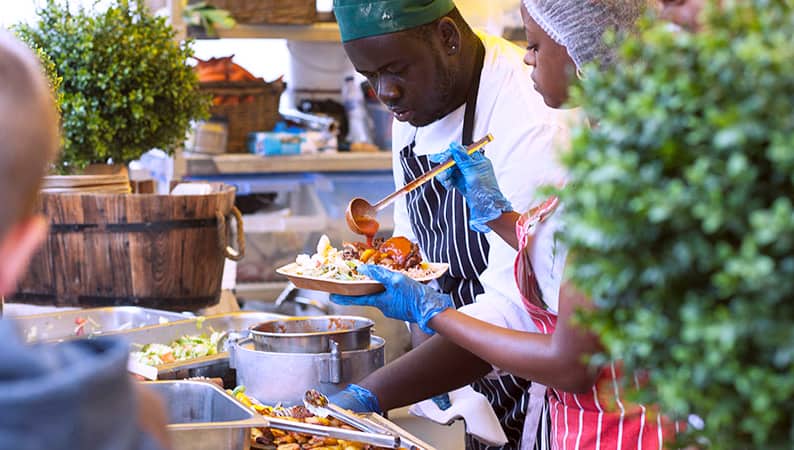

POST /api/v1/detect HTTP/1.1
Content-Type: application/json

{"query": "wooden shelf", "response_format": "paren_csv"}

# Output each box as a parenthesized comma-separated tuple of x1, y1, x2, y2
(182, 151, 392, 175)
(192, 22, 342, 42)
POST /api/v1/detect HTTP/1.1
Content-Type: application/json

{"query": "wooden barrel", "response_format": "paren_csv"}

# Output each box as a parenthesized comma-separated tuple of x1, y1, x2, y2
(11, 184, 244, 311)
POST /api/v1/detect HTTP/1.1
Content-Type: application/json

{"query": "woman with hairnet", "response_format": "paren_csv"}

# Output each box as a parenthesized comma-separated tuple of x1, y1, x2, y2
(331, 0, 682, 448)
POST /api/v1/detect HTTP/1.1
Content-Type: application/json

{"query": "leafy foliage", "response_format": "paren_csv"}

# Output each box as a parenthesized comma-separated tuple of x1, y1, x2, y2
(15, 0, 209, 172)
(183, 1, 236, 36)
(22, 40, 64, 115)
(559, 2, 794, 448)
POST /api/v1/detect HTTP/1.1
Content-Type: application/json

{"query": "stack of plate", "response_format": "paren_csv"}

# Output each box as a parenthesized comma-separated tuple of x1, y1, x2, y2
(42, 174, 131, 194)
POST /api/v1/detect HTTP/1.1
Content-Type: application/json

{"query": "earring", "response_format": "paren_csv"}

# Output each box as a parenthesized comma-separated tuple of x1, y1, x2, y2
(576, 67, 584, 80)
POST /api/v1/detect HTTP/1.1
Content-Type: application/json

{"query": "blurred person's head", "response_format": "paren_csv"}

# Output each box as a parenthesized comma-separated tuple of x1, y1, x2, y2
(0, 31, 59, 296)
(659, 0, 706, 31)
(334, 0, 480, 127)
(520, 0, 646, 108)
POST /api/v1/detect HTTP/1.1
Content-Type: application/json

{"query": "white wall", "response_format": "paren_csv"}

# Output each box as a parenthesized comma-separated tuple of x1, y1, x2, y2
(1, 0, 123, 27)
(1, 1, 38, 27)
(457, 0, 522, 35)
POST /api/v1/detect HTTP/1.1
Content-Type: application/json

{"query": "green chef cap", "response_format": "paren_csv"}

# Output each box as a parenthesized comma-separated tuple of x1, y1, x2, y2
(334, 0, 456, 43)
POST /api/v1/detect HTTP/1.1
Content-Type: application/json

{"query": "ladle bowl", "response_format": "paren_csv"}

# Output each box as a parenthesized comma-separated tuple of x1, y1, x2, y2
(345, 133, 494, 237)
(345, 197, 380, 237)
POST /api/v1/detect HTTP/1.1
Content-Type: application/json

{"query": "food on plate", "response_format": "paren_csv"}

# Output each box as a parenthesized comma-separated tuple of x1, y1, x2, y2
(230, 387, 406, 450)
(292, 235, 433, 281)
(131, 331, 223, 366)
(343, 236, 421, 270)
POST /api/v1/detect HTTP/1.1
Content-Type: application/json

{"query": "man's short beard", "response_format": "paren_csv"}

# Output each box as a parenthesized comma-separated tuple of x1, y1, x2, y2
(429, 63, 457, 124)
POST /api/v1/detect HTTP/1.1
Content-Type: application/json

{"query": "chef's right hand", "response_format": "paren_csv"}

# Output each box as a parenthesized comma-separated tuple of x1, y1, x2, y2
(430, 142, 513, 233)
(329, 384, 382, 414)
(330, 264, 452, 335)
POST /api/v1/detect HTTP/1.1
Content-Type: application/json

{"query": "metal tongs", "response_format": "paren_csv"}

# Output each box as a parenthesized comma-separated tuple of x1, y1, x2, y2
(301, 389, 402, 448)
(265, 416, 403, 449)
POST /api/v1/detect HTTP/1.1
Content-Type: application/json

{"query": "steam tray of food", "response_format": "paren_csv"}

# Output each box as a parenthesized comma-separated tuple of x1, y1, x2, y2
(230, 386, 435, 450)
(114, 312, 285, 380)
(10, 306, 188, 343)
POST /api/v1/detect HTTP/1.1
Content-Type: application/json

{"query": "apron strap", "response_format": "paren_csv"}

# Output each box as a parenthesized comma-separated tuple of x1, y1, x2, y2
(462, 38, 486, 146)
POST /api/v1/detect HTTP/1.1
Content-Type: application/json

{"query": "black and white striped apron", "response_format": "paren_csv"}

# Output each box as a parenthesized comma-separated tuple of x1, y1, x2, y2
(397, 38, 548, 450)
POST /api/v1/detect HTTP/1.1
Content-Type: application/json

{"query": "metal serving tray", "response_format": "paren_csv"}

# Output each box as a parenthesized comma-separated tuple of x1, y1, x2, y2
(145, 380, 266, 450)
(363, 413, 437, 450)
(113, 311, 285, 380)
(9, 306, 189, 343)
(248, 408, 435, 450)
(146, 380, 436, 450)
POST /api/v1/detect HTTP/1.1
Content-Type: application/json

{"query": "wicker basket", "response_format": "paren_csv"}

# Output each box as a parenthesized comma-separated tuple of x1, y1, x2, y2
(200, 79, 286, 153)
(207, 0, 316, 25)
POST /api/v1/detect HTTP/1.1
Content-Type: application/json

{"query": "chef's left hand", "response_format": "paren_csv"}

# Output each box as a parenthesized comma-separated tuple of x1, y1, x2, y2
(430, 142, 513, 233)
(330, 264, 453, 334)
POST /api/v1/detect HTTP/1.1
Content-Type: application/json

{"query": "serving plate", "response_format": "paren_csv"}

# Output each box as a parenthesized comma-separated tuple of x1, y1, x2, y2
(276, 262, 450, 296)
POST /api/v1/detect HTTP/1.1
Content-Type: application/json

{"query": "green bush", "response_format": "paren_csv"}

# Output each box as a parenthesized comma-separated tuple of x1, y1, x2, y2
(15, 0, 209, 173)
(559, 2, 794, 448)
(25, 42, 63, 115)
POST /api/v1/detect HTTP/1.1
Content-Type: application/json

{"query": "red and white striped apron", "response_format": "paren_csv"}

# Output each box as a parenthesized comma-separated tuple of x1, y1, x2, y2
(515, 200, 676, 450)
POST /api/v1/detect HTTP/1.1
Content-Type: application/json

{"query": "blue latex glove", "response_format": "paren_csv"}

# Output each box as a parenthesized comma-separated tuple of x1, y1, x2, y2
(330, 264, 453, 335)
(429, 142, 513, 233)
(432, 393, 453, 411)
(329, 384, 382, 414)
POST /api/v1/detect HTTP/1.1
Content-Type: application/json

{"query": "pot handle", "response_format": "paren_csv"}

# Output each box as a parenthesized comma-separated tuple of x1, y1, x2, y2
(216, 206, 245, 261)
(228, 337, 254, 369)
(318, 340, 343, 384)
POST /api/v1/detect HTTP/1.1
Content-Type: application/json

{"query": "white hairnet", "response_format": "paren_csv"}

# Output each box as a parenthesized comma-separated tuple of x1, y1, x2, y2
(522, 0, 646, 68)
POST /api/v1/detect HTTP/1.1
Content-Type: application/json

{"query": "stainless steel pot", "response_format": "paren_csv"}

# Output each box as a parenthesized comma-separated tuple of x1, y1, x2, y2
(248, 315, 374, 353)
(230, 335, 385, 406)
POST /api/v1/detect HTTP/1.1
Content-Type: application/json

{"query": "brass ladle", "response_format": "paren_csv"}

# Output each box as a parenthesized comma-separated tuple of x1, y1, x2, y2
(345, 133, 495, 237)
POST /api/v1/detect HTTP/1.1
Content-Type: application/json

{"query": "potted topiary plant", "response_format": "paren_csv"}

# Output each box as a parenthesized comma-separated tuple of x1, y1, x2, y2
(15, 0, 210, 175)
(558, 1, 794, 448)
(11, 0, 244, 312)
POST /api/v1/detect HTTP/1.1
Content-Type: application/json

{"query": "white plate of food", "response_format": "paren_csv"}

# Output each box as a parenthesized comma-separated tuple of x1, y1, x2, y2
(276, 235, 449, 296)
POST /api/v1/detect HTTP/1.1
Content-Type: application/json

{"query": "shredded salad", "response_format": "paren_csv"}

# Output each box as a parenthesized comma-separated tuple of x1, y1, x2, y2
(131, 331, 224, 366)
(293, 235, 368, 281)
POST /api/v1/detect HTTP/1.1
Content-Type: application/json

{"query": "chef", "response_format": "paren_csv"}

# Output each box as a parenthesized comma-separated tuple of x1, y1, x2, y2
(330, 1, 573, 448)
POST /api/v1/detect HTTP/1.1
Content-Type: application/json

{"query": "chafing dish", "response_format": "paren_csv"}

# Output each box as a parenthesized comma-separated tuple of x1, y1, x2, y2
(145, 380, 265, 450)
(231, 335, 385, 406)
(113, 311, 285, 381)
(145, 380, 436, 450)
(8, 306, 188, 343)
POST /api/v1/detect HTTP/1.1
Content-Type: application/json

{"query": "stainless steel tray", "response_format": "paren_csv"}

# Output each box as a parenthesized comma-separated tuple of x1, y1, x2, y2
(9, 306, 189, 343)
(145, 380, 266, 450)
(363, 413, 437, 450)
(250, 411, 436, 450)
(146, 380, 435, 450)
(114, 311, 286, 380)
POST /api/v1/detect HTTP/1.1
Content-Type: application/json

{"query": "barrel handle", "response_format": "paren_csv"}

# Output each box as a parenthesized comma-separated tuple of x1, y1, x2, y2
(216, 206, 246, 261)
